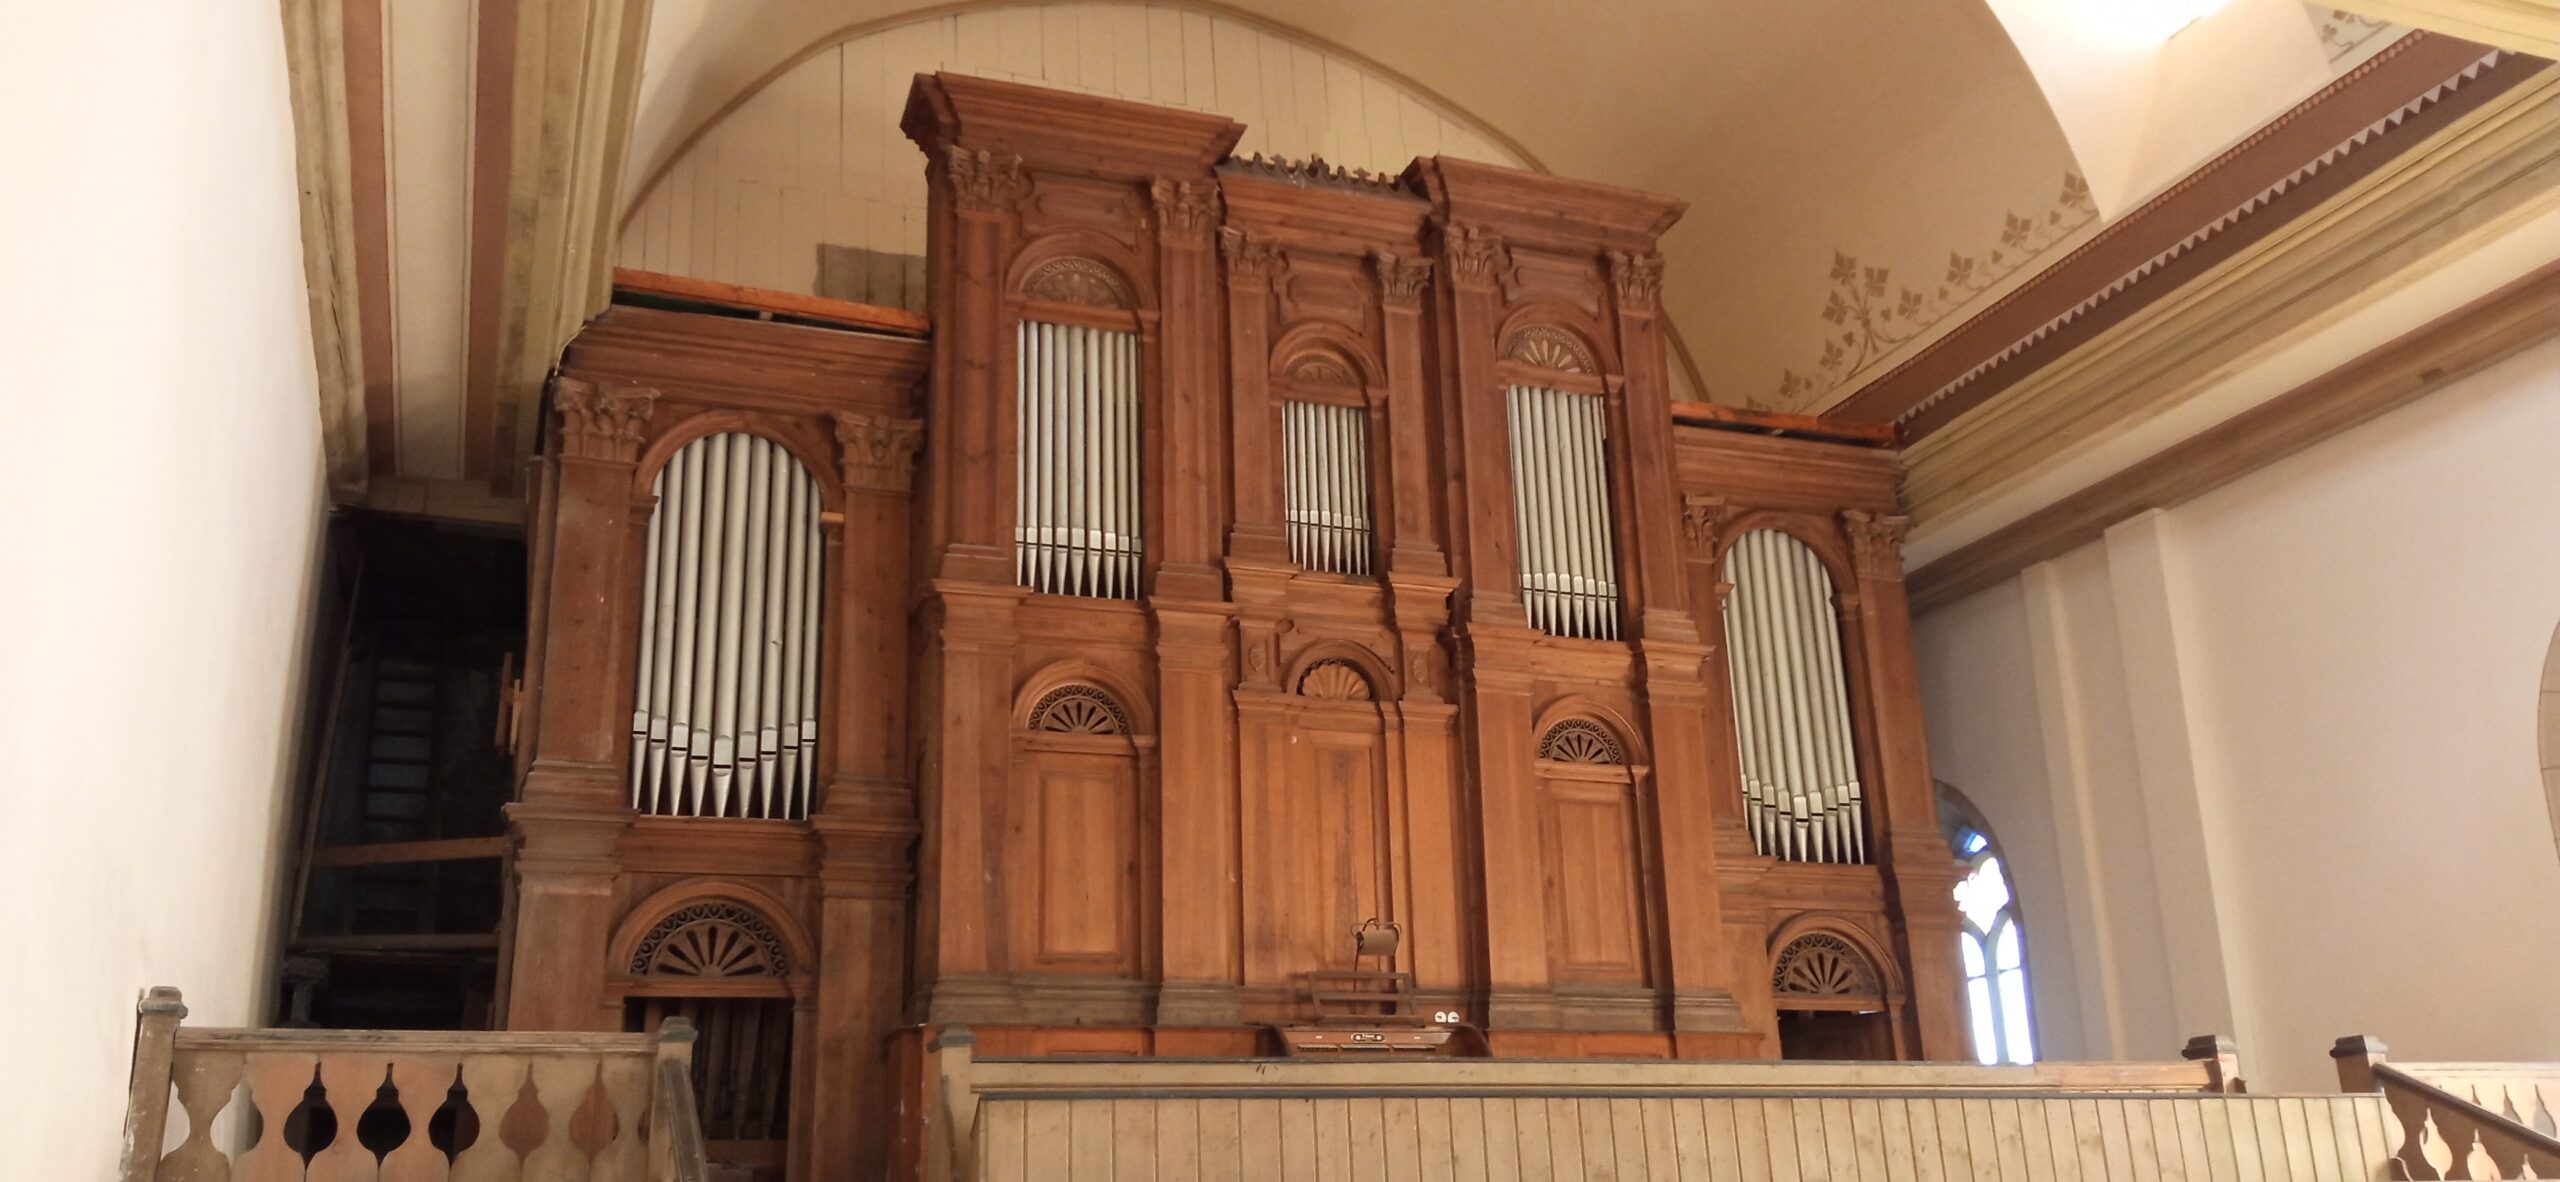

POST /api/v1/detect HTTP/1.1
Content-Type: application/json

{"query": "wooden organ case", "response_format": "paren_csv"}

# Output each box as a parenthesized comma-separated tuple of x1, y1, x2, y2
(504, 72, 1968, 1182)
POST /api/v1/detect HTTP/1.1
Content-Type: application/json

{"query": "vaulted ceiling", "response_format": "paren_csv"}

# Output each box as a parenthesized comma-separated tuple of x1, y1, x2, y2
(299, 0, 2556, 565)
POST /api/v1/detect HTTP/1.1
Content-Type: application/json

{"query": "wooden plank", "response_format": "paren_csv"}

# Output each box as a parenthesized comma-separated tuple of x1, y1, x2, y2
(1546, 1098, 1587, 1182)
(1878, 1098, 1918, 1182)
(2350, 1097, 2392, 1181)
(2301, 1098, 2340, 1180)
(611, 266, 932, 334)
(1416, 1097, 1456, 1182)
(1277, 1098, 1316, 1182)
(2144, 1100, 2184, 1182)
(1990, 1099, 2029, 1181)
(1905, 1098, 1945, 1182)
(2098, 1099, 2135, 1182)
(1731, 1098, 1770, 1182)
(1962, 1099, 1997, 1182)
(1479, 1097, 1518, 1182)
(1849, 1097, 1889, 1182)
(1670, 1098, 1713, 1182)
(1791, 1097, 1828, 1181)
(1700, 1098, 1744, 1181)
(1515, 1097, 1555, 1182)
(1586, 1098, 1629, 1182)
(1315, 1098, 1352, 1182)
(306, 835, 510, 866)
(1160, 1098, 1204, 1182)
(1930, 1099, 1970, 1182)
(1204, 1097, 1247, 1182)
(2066, 1099, 2106, 1182)
(1381, 1098, 1419, 1182)
(2250, 1099, 2291, 1181)
(2197, 1096, 2240, 1182)
(1668, 399, 1897, 446)
(2171, 1099, 2211, 1182)
(984, 1100, 1029, 1182)
(1629, 1098, 1674, 1182)
(2277, 1098, 2316, 1177)
(2037, 1100, 2080, 1182)
(1818, 1097, 1856, 1181)
(2325, 1099, 2371, 1180)
(1071, 1098, 1115, 1182)
(1451, 1098, 1493, 1182)
(1762, 1098, 1800, 1180)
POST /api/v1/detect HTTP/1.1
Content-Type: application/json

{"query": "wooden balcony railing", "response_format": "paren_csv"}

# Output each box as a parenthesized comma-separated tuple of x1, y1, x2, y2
(118, 986, 710, 1182)
(2335, 1036, 2560, 1180)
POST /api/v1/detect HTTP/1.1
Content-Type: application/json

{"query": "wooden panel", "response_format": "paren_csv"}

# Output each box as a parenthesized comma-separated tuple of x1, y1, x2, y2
(1249, 725, 1390, 982)
(1539, 774, 1651, 983)
(1012, 753, 1142, 971)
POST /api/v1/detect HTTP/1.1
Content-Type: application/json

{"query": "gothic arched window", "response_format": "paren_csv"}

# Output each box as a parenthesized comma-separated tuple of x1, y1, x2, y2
(1940, 782, 2033, 1065)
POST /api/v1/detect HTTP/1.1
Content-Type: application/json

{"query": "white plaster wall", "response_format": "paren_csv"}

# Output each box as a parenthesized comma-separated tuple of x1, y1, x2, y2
(1913, 339, 2560, 1092)
(0, 2, 326, 1176)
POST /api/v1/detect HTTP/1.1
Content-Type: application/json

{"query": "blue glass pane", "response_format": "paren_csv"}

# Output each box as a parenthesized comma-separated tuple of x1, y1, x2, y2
(1961, 831, 1989, 855)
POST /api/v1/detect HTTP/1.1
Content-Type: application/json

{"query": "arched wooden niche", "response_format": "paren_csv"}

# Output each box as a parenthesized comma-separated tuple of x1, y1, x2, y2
(1020, 255, 1136, 310)
(629, 900, 792, 980)
(1768, 927, 1903, 1061)
(621, 896, 798, 1154)
(1009, 680, 1143, 976)
(1296, 658, 1375, 701)
(1771, 932, 1883, 1004)
(1532, 715, 1652, 987)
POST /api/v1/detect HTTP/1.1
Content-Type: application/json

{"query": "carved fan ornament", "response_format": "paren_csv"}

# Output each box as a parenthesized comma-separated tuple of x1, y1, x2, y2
(1022, 257, 1134, 309)
(1028, 684, 1132, 735)
(1283, 353, 1359, 387)
(1505, 326, 1596, 374)
(1296, 660, 1374, 701)
(1538, 718, 1626, 765)
(629, 902, 789, 977)
(1771, 933, 1882, 999)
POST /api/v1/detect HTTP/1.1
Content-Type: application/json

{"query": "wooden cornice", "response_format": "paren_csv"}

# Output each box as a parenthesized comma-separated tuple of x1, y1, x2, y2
(1906, 259, 2560, 613)
(1831, 34, 2540, 438)
(613, 268, 931, 336)
(1898, 54, 2560, 530)
(900, 71, 1246, 177)
(2328, 0, 2560, 55)
(1406, 156, 1686, 249)
(562, 305, 931, 415)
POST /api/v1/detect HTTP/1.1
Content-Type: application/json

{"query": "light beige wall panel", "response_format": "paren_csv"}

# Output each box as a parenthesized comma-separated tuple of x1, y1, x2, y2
(0, 2, 328, 1178)
(384, 0, 476, 478)
(617, 2, 1533, 309)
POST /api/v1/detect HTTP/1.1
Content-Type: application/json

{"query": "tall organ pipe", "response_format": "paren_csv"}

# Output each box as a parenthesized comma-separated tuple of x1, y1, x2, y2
(1014, 321, 1142, 599)
(1720, 528, 1866, 862)
(629, 432, 824, 819)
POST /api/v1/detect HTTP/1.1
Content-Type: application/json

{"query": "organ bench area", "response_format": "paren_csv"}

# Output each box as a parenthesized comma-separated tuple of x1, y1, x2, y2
(501, 72, 1967, 1182)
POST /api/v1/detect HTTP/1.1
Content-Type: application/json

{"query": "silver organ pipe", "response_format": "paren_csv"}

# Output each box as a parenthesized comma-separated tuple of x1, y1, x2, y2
(1017, 320, 1142, 598)
(1505, 384, 1620, 640)
(1720, 528, 1865, 862)
(629, 432, 825, 820)
(1282, 400, 1374, 575)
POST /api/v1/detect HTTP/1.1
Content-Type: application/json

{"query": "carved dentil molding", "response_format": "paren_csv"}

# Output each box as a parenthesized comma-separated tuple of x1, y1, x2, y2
(835, 411, 925, 493)
(1150, 179, 1220, 242)
(554, 378, 657, 462)
(1609, 250, 1665, 313)
(942, 146, 1027, 213)
(1219, 227, 1278, 281)
(1372, 251, 1434, 307)
(1841, 509, 1912, 579)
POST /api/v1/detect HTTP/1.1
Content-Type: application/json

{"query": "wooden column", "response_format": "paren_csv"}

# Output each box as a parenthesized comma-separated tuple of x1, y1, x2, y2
(1608, 253, 1743, 1048)
(913, 143, 1024, 584)
(1374, 250, 1443, 576)
(809, 411, 924, 1180)
(507, 378, 654, 1032)
(1842, 509, 1970, 1059)
(1220, 229, 1286, 567)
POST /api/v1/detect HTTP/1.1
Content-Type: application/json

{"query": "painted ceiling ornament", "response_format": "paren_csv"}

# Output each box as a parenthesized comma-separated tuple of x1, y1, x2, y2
(943, 146, 1028, 213)
(834, 410, 924, 493)
(1028, 684, 1132, 735)
(1506, 325, 1597, 374)
(2317, 9, 2394, 62)
(1768, 172, 2097, 411)
(1219, 227, 1279, 281)
(1150, 178, 1221, 241)
(1772, 932, 1882, 998)
(554, 377, 657, 463)
(1609, 250, 1666, 312)
(1372, 251, 1434, 307)
(1023, 257, 1135, 309)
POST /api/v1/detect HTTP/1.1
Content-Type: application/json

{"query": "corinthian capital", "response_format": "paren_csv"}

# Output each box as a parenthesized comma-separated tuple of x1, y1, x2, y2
(835, 410, 926, 493)
(553, 378, 657, 463)
(1840, 509, 1912, 579)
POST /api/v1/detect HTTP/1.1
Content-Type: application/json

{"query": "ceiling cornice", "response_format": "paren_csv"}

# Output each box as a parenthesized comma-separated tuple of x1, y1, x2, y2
(1906, 260, 2560, 613)
(279, 0, 370, 498)
(1829, 34, 2538, 437)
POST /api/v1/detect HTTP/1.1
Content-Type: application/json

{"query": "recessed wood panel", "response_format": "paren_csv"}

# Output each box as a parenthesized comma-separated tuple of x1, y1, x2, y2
(1013, 752, 1140, 971)
(1540, 774, 1650, 983)
(1247, 723, 1390, 987)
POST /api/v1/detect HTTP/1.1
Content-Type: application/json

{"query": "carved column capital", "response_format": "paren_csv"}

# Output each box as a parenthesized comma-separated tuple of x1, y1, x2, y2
(1608, 249, 1665, 312)
(941, 146, 1026, 214)
(1218, 227, 1278, 281)
(1840, 509, 1912, 580)
(1150, 178, 1220, 243)
(1371, 250, 1434, 307)
(835, 410, 925, 493)
(553, 377, 657, 462)
(1680, 493, 1733, 562)
(1437, 222, 1507, 289)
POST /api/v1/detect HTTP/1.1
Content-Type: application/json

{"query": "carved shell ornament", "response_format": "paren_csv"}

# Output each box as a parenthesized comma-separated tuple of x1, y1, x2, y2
(1022, 257, 1134, 309)
(1296, 659, 1375, 701)
(1028, 684, 1133, 734)
(1771, 932, 1882, 998)
(1538, 718, 1627, 765)
(1283, 353, 1359, 387)
(1505, 325, 1597, 374)
(629, 902, 790, 977)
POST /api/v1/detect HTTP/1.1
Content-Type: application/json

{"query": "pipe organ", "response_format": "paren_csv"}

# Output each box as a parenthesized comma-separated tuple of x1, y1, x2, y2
(501, 73, 1969, 1182)
(1722, 527, 1868, 863)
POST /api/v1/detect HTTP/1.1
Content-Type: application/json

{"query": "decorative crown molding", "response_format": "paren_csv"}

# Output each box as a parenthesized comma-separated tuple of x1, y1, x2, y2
(1223, 152, 1407, 194)
(835, 410, 925, 493)
(1219, 227, 1279, 281)
(553, 378, 657, 462)
(1372, 251, 1434, 307)
(1840, 509, 1911, 579)
(1609, 250, 1666, 313)
(943, 146, 1027, 213)
(1150, 178, 1221, 241)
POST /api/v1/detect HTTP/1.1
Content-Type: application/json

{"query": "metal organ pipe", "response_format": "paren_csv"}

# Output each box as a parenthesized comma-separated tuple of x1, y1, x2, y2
(1283, 399, 1375, 576)
(1505, 384, 1620, 641)
(1015, 321, 1142, 598)
(1719, 529, 1866, 863)
(629, 432, 825, 820)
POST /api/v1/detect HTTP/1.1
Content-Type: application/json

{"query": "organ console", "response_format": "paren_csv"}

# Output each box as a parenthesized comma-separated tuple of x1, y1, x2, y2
(502, 72, 1969, 1182)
